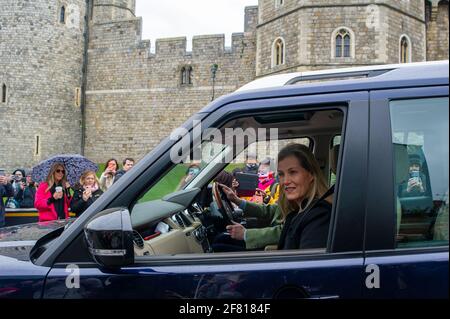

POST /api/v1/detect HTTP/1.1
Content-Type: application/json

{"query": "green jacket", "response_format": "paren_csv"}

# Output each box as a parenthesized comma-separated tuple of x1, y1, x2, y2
(243, 201, 283, 249)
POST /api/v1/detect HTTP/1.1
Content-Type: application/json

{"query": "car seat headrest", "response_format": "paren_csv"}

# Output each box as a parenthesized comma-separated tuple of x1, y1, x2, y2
(330, 144, 340, 175)
(394, 143, 410, 184)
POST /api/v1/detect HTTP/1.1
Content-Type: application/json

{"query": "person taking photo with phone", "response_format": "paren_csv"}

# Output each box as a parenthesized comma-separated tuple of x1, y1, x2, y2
(14, 170, 37, 209)
(71, 170, 103, 217)
(99, 158, 119, 192)
(5, 169, 26, 208)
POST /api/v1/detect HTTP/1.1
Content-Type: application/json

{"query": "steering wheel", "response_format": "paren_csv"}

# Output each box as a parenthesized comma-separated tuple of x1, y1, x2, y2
(212, 182, 235, 225)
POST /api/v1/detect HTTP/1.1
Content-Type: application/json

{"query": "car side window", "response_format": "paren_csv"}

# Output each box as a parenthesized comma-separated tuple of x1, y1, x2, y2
(391, 97, 449, 248)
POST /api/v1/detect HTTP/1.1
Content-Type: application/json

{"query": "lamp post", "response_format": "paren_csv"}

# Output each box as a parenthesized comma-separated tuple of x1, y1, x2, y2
(210, 63, 218, 101)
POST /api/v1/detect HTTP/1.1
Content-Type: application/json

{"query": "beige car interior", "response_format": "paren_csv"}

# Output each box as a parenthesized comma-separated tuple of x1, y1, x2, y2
(132, 109, 344, 257)
(134, 218, 204, 256)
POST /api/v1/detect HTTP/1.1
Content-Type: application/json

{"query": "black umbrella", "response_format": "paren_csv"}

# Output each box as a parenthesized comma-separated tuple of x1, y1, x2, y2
(32, 154, 98, 186)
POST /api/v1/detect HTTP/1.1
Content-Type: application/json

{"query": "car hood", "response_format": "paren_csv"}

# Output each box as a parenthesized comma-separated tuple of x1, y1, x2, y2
(0, 219, 73, 261)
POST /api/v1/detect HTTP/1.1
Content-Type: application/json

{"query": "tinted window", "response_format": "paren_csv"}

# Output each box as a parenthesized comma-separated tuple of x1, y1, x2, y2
(391, 97, 449, 248)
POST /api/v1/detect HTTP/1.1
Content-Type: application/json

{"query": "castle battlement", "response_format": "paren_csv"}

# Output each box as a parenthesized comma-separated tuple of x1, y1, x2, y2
(154, 37, 187, 56)
(192, 34, 226, 56)
(149, 33, 253, 58)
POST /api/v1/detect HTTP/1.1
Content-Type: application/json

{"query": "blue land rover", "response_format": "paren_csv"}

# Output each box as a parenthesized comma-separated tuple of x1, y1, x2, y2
(0, 61, 448, 299)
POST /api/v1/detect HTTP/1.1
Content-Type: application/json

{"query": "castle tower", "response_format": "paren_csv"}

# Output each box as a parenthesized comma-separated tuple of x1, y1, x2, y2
(0, 0, 88, 171)
(425, 0, 449, 61)
(255, 0, 430, 77)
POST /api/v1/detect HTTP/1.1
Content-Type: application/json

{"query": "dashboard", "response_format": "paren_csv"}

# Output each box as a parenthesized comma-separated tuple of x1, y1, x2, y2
(132, 201, 211, 256)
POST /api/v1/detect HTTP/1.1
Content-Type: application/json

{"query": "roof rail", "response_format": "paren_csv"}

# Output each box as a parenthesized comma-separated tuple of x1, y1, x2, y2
(284, 69, 393, 85)
(236, 60, 449, 92)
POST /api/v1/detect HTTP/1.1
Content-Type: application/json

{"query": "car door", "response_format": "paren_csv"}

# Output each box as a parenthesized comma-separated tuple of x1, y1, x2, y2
(42, 91, 370, 299)
(364, 86, 449, 298)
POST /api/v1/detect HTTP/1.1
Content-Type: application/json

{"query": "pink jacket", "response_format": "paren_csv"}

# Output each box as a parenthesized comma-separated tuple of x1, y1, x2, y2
(35, 182, 71, 222)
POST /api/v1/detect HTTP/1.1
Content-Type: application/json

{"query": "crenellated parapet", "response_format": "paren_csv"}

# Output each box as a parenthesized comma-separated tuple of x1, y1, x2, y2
(154, 37, 188, 56)
(92, 0, 136, 23)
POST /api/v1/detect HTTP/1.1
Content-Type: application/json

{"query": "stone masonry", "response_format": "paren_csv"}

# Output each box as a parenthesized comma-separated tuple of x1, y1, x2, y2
(0, 0, 448, 171)
(1, 0, 86, 171)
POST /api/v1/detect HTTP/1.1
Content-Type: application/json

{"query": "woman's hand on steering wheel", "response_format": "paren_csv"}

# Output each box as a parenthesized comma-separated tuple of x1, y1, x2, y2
(218, 183, 242, 206)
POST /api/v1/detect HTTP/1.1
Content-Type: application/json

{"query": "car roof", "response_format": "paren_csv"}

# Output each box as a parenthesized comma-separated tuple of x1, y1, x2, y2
(236, 60, 449, 92)
(200, 60, 449, 113)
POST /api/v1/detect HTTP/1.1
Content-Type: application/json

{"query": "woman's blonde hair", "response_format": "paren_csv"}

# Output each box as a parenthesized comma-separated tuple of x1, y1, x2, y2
(80, 170, 99, 186)
(46, 163, 67, 192)
(277, 143, 329, 219)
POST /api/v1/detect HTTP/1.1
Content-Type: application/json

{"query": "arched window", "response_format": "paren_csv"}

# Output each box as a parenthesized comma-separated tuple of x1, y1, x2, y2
(60, 6, 66, 24)
(335, 29, 351, 58)
(275, 0, 284, 8)
(272, 38, 285, 67)
(1, 84, 6, 103)
(331, 27, 355, 59)
(90, 0, 95, 20)
(34, 135, 41, 157)
(425, 1, 432, 23)
(181, 66, 193, 85)
(399, 35, 411, 63)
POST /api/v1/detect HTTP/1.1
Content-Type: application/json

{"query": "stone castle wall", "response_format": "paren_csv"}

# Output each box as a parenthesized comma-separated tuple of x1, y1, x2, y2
(426, 1, 449, 61)
(0, 0, 448, 171)
(84, 7, 257, 163)
(0, 0, 86, 172)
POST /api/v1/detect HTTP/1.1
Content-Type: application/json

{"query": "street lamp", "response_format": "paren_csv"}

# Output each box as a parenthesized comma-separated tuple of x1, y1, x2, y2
(210, 63, 218, 101)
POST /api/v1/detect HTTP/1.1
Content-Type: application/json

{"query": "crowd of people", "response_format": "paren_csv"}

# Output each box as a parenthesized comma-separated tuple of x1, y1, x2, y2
(0, 157, 135, 227)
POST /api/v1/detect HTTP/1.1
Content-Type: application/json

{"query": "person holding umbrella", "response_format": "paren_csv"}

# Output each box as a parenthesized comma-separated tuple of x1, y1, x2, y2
(70, 170, 103, 217)
(35, 163, 72, 222)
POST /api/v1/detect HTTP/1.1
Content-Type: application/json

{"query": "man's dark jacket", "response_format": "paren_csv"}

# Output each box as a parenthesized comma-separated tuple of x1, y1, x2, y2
(0, 183, 14, 226)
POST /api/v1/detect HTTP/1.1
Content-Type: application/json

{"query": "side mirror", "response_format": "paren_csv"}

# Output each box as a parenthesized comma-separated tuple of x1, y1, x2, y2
(84, 208, 134, 268)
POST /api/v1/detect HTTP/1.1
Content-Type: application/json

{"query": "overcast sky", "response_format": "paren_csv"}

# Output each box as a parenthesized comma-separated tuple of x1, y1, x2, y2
(135, 0, 259, 52)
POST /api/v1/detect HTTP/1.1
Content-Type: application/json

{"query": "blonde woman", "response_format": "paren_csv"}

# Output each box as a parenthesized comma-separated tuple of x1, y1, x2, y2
(220, 143, 332, 250)
(70, 170, 103, 217)
(35, 163, 72, 222)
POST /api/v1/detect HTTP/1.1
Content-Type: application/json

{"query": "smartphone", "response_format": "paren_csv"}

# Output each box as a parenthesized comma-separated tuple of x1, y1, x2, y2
(410, 171, 420, 178)
(0, 169, 5, 176)
(235, 172, 259, 197)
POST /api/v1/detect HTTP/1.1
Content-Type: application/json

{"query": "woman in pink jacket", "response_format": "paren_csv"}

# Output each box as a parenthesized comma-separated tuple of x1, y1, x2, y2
(35, 163, 72, 222)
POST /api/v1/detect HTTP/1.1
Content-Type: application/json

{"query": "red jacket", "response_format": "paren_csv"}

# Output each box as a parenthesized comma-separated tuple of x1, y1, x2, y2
(35, 182, 71, 222)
